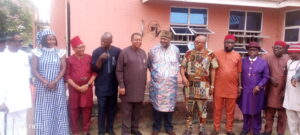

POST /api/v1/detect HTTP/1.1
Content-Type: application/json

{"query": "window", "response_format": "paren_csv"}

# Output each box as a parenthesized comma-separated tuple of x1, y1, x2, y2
(285, 29, 299, 42)
(170, 7, 213, 59)
(190, 9, 207, 25)
(170, 8, 188, 24)
(228, 10, 265, 54)
(229, 11, 245, 30)
(285, 10, 300, 43)
(285, 10, 300, 27)
(246, 12, 262, 31)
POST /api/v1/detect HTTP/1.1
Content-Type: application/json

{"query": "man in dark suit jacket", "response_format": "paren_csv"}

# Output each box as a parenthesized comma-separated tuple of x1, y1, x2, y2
(92, 32, 121, 135)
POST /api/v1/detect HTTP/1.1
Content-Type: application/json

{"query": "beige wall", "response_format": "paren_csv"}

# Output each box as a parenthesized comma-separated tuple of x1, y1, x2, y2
(50, 0, 299, 55)
(50, 0, 66, 50)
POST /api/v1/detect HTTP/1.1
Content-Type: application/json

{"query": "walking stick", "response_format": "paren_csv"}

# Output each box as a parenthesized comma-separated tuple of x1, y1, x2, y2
(4, 112, 7, 135)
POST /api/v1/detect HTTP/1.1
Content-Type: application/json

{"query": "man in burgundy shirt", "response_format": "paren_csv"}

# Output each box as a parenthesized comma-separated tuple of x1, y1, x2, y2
(66, 36, 96, 135)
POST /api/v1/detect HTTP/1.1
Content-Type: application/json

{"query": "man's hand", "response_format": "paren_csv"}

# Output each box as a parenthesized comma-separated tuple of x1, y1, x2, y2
(0, 103, 8, 113)
(209, 87, 214, 96)
(119, 88, 126, 95)
(291, 79, 297, 87)
(252, 86, 260, 95)
(77, 85, 89, 93)
(182, 77, 189, 87)
(99, 52, 108, 60)
(238, 86, 242, 97)
(271, 78, 279, 87)
(81, 84, 89, 92)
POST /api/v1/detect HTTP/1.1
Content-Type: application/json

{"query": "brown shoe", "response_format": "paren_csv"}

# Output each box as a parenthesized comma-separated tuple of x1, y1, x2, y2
(167, 130, 176, 135)
(151, 130, 159, 135)
(210, 130, 219, 135)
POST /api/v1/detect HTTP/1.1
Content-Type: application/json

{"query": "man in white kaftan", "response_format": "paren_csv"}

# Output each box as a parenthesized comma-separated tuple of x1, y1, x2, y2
(0, 33, 32, 135)
(148, 30, 180, 135)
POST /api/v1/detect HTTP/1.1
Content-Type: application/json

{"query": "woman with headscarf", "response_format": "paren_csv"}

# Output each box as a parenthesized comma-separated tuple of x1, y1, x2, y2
(31, 30, 70, 135)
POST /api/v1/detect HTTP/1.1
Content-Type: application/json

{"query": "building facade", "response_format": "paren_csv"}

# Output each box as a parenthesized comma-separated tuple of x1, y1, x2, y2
(49, 0, 300, 56)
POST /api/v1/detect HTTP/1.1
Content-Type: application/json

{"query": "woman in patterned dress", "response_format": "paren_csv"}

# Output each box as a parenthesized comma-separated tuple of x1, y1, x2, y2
(31, 30, 70, 135)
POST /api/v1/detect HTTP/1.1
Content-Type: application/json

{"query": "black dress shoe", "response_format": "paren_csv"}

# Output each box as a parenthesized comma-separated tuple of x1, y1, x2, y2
(261, 132, 271, 135)
(131, 130, 143, 135)
(239, 131, 248, 135)
(226, 132, 235, 135)
(98, 132, 105, 135)
(106, 130, 116, 135)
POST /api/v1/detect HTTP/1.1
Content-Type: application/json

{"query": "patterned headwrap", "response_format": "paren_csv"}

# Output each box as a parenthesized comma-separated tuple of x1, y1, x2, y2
(36, 29, 55, 45)
(288, 43, 300, 53)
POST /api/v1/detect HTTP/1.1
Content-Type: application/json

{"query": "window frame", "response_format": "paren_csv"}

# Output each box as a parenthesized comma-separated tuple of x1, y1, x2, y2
(170, 7, 211, 59)
(170, 7, 209, 27)
(284, 9, 300, 43)
(170, 27, 194, 36)
(228, 10, 266, 55)
(228, 10, 263, 32)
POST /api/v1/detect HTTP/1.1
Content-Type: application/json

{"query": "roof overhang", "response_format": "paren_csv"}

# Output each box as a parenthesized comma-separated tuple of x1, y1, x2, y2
(142, 0, 300, 9)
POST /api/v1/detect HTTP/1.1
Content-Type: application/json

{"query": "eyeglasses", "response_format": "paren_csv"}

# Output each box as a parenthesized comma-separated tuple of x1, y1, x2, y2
(273, 46, 284, 50)
(225, 41, 235, 44)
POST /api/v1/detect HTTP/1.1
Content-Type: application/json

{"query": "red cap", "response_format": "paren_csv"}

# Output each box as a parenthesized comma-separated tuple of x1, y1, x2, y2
(246, 42, 261, 50)
(274, 41, 286, 47)
(70, 36, 84, 48)
(224, 34, 236, 41)
(288, 43, 300, 53)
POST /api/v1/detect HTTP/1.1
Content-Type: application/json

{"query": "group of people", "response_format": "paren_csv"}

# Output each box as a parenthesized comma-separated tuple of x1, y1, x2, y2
(0, 29, 300, 135)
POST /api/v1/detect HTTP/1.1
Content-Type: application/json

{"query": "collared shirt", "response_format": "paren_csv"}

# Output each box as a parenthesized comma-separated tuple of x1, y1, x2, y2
(214, 50, 242, 98)
(263, 54, 289, 108)
(284, 59, 300, 111)
(0, 51, 5, 105)
(66, 54, 96, 85)
(238, 57, 269, 115)
(1, 48, 32, 112)
(181, 49, 219, 82)
(249, 57, 257, 62)
(181, 49, 219, 99)
(92, 46, 121, 97)
(148, 44, 180, 112)
(116, 46, 148, 102)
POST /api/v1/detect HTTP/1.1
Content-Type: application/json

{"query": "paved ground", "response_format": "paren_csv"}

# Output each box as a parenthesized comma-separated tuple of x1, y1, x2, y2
(27, 104, 291, 135)
(26, 85, 291, 135)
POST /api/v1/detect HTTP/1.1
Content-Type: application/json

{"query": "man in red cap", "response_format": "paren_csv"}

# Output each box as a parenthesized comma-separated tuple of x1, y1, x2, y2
(66, 36, 97, 135)
(262, 41, 289, 135)
(283, 43, 300, 135)
(211, 35, 242, 135)
(238, 42, 269, 135)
